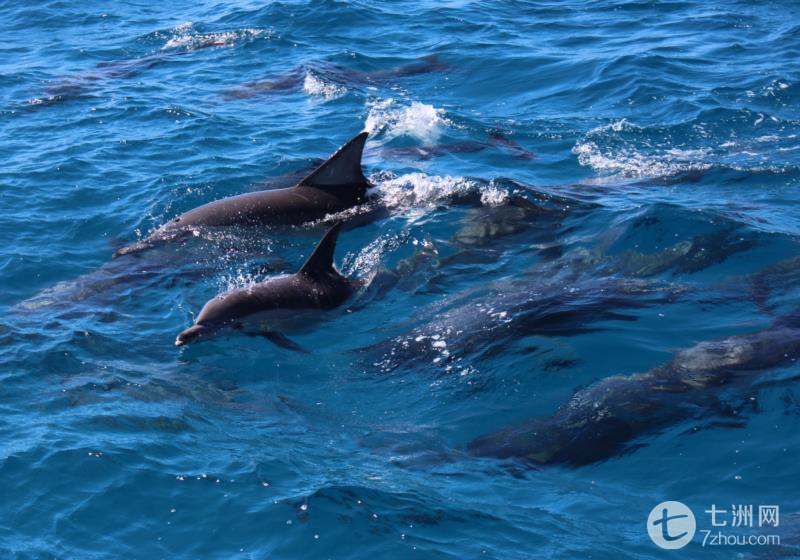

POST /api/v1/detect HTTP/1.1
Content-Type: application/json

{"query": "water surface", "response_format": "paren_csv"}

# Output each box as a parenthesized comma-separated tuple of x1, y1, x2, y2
(1, 1, 799, 558)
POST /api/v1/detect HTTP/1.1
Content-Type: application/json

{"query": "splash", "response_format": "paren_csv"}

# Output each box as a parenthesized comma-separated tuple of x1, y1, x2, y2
(373, 172, 475, 213)
(162, 25, 271, 51)
(573, 114, 800, 178)
(217, 268, 270, 293)
(370, 172, 513, 220)
(573, 119, 713, 178)
(479, 185, 510, 206)
(572, 141, 713, 178)
(342, 231, 410, 283)
(364, 99, 450, 143)
(302, 71, 346, 100)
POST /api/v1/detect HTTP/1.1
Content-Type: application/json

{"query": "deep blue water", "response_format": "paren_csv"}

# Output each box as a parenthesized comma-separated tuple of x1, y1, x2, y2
(2, 1, 800, 558)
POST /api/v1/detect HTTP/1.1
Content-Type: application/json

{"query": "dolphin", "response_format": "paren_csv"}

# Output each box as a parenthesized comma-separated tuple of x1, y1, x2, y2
(223, 55, 448, 99)
(175, 222, 355, 348)
(115, 132, 371, 258)
(357, 275, 683, 375)
(377, 132, 537, 163)
(467, 316, 800, 466)
(24, 38, 228, 112)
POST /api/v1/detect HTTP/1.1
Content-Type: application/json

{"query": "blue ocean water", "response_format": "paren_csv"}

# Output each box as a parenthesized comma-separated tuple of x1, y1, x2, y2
(2, 0, 800, 557)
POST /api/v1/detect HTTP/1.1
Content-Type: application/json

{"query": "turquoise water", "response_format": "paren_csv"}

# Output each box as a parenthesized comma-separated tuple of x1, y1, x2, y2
(2, 1, 800, 557)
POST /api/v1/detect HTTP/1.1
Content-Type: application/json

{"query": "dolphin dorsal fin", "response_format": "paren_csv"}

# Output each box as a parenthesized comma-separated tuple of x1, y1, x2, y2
(299, 222, 343, 277)
(299, 132, 369, 188)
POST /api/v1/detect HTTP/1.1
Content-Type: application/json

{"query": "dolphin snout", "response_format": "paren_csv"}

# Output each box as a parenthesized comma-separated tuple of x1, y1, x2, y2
(175, 324, 209, 346)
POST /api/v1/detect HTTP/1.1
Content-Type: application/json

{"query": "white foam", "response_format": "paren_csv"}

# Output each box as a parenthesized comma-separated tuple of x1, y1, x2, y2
(302, 71, 346, 100)
(218, 266, 287, 294)
(174, 21, 194, 33)
(364, 99, 450, 143)
(573, 141, 714, 177)
(370, 172, 513, 219)
(480, 185, 510, 206)
(342, 232, 406, 281)
(162, 27, 270, 51)
(373, 172, 478, 214)
(218, 269, 262, 292)
(311, 202, 375, 227)
(572, 119, 714, 178)
(762, 79, 791, 98)
(602, 118, 632, 133)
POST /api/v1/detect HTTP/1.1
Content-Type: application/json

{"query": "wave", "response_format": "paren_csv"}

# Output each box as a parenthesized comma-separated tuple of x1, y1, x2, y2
(364, 99, 452, 144)
(572, 110, 800, 178)
(157, 22, 272, 52)
(302, 71, 346, 100)
(372, 172, 508, 214)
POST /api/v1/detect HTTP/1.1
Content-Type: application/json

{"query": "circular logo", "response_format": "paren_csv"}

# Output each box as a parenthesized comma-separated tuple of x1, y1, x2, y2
(647, 501, 696, 549)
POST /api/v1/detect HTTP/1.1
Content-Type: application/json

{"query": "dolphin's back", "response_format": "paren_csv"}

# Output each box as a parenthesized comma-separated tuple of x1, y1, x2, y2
(198, 270, 350, 322)
(115, 132, 371, 258)
(468, 324, 800, 466)
(175, 184, 364, 228)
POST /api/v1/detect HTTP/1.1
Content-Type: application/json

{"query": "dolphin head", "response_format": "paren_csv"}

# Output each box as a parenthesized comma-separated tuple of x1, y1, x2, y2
(175, 323, 214, 346)
(175, 291, 243, 347)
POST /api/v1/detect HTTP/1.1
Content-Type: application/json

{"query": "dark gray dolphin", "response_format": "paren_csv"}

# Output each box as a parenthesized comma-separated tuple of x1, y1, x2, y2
(467, 317, 800, 466)
(115, 132, 371, 258)
(175, 222, 355, 348)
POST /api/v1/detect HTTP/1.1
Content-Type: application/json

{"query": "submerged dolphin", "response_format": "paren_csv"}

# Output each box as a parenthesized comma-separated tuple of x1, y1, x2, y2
(467, 316, 800, 466)
(223, 55, 448, 99)
(24, 38, 228, 111)
(115, 132, 371, 258)
(358, 275, 682, 375)
(377, 132, 537, 163)
(175, 222, 355, 348)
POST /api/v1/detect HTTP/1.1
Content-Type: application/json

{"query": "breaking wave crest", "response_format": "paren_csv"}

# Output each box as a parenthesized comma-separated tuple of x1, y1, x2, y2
(372, 172, 510, 215)
(160, 23, 272, 51)
(573, 113, 800, 178)
(302, 71, 346, 100)
(364, 99, 451, 143)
